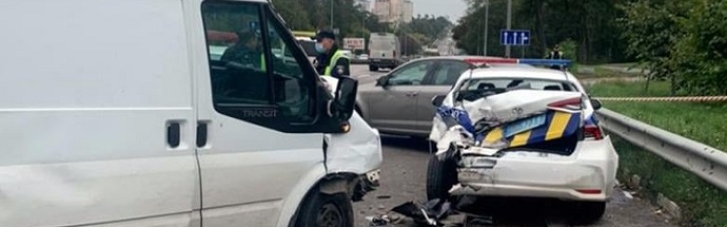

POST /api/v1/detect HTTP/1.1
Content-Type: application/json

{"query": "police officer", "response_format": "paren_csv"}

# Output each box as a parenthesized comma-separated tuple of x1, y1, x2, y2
(311, 30, 350, 78)
(546, 45, 564, 70)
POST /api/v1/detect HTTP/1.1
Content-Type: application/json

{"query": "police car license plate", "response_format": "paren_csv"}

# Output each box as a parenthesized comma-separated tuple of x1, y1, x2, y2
(503, 114, 547, 138)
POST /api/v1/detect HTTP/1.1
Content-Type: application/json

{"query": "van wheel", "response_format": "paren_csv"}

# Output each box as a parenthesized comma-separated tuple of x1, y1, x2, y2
(294, 191, 353, 227)
(426, 155, 458, 201)
(369, 65, 378, 71)
(567, 201, 606, 225)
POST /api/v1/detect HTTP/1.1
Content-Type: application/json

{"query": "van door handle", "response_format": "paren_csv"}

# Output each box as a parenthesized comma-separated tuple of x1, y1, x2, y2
(167, 122, 181, 148)
(196, 121, 208, 148)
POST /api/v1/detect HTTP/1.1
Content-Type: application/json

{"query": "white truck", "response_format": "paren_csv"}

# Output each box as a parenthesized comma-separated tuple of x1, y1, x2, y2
(367, 33, 404, 71)
(0, 0, 382, 227)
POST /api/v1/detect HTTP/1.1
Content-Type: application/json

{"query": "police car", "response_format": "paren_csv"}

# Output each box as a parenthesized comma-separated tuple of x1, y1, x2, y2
(427, 59, 619, 224)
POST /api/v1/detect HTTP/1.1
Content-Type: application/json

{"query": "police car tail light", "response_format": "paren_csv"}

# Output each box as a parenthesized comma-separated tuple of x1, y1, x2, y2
(583, 123, 604, 140)
(547, 97, 582, 111)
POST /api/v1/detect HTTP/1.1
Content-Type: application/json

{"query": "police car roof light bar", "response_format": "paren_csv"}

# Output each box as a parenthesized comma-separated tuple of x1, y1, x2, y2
(463, 58, 572, 67)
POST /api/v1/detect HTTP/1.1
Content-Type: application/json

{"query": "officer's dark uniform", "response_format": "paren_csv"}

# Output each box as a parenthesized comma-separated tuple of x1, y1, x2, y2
(311, 30, 350, 79)
(547, 47, 564, 70)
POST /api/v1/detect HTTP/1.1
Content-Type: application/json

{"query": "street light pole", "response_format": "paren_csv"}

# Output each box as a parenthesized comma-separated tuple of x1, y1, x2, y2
(483, 0, 489, 56)
(330, 0, 334, 30)
(505, 0, 512, 57)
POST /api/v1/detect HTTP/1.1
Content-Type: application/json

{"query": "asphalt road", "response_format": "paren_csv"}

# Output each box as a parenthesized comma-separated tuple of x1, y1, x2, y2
(348, 65, 677, 227)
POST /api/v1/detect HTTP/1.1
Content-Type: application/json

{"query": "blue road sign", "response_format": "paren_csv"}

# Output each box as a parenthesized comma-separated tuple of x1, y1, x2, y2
(500, 30, 530, 46)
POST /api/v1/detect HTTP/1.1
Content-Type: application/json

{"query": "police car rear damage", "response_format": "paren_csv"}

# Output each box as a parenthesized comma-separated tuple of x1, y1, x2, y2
(427, 82, 618, 224)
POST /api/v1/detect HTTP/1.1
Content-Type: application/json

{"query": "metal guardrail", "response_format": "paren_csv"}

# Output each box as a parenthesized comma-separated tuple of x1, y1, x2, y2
(596, 108, 727, 191)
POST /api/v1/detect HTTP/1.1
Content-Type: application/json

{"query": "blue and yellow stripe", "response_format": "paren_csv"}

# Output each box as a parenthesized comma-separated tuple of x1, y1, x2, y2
(482, 110, 582, 148)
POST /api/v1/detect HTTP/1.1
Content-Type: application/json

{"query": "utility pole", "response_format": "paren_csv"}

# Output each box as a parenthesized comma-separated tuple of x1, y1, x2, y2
(483, 0, 489, 56)
(505, 0, 512, 57)
(330, 0, 334, 30)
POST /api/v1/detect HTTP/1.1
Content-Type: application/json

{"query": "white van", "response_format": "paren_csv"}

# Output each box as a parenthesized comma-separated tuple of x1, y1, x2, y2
(367, 33, 403, 71)
(0, 1, 382, 227)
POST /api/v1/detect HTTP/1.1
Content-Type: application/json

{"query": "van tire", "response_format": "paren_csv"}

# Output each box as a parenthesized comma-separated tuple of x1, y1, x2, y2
(426, 155, 457, 201)
(567, 201, 606, 225)
(369, 65, 378, 71)
(294, 190, 354, 227)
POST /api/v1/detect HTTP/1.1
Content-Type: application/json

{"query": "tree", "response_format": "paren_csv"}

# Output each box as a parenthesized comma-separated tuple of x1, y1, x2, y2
(271, 0, 312, 30)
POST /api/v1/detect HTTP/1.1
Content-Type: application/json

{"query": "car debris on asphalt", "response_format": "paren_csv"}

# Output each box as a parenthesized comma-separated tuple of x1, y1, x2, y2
(366, 196, 494, 227)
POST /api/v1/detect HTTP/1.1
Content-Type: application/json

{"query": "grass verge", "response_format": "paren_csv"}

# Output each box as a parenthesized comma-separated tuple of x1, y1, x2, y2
(576, 63, 643, 78)
(614, 139, 727, 227)
(586, 80, 727, 151)
(588, 80, 727, 226)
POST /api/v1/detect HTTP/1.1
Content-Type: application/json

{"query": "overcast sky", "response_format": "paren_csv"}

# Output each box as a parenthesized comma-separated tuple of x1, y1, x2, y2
(412, 0, 467, 23)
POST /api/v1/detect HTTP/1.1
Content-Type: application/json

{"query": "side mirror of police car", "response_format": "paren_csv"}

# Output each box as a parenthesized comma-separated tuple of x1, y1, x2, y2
(432, 95, 446, 107)
(591, 98, 603, 110)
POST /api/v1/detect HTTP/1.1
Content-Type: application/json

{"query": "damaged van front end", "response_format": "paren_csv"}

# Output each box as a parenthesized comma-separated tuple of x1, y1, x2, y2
(321, 76, 384, 201)
(427, 89, 618, 202)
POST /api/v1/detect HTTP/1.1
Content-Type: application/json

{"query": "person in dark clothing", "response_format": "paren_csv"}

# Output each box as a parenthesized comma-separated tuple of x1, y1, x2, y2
(221, 30, 264, 70)
(311, 30, 350, 78)
(546, 45, 564, 70)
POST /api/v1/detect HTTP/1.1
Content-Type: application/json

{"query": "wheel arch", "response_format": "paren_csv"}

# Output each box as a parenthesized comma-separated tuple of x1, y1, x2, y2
(277, 167, 362, 227)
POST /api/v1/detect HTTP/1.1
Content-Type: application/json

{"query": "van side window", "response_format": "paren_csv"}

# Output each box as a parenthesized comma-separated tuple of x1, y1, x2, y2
(201, 1, 315, 126)
(264, 15, 312, 118)
(202, 2, 269, 106)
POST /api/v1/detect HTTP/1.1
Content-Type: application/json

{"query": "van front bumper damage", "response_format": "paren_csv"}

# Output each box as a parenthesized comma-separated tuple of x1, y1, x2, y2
(321, 76, 384, 201)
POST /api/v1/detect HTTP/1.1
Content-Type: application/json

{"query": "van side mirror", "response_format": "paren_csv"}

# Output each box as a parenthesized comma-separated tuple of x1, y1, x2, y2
(432, 95, 446, 107)
(375, 76, 389, 87)
(591, 98, 602, 110)
(330, 77, 358, 121)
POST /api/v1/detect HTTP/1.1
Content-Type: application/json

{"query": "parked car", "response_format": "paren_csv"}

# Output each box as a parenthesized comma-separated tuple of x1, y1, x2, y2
(355, 56, 510, 138)
(427, 65, 618, 224)
(0, 1, 381, 227)
(358, 54, 369, 60)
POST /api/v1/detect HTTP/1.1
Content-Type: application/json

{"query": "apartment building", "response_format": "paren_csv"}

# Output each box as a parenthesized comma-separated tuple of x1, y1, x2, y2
(373, 0, 412, 24)
(355, 0, 372, 12)
(402, 0, 413, 23)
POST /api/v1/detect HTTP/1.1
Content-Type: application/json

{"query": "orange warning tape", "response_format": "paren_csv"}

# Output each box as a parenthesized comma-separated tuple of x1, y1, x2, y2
(593, 96, 727, 102)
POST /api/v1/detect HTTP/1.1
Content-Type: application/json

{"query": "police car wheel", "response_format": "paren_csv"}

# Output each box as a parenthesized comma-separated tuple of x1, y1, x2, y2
(426, 155, 458, 201)
(368, 65, 378, 72)
(294, 190, 353, 227)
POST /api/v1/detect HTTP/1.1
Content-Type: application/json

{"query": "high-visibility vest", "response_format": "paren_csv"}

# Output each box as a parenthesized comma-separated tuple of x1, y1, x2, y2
(323, 50, 349, 76)
(260, 54, 266, 71)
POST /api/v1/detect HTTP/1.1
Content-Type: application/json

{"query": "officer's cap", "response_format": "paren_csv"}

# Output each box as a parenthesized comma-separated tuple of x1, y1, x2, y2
(312, 30, 336, 41)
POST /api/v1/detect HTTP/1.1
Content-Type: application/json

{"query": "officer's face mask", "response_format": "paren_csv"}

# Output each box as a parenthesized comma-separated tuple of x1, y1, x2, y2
(315, 42, 325, 54)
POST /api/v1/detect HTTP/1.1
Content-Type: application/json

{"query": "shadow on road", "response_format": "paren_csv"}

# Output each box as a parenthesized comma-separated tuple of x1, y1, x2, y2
(380, 135, 433, 153)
